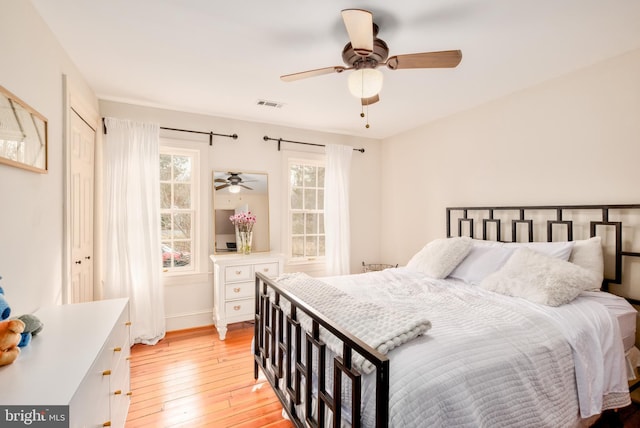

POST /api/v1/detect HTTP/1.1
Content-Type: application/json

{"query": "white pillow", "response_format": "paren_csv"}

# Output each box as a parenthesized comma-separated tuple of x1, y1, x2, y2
(480, 247, 601, 306)
(407, 237, 472, 279)
(448, 245, 515, 285)
(503, 240, 575, 261)
(569, 236, 604, 289)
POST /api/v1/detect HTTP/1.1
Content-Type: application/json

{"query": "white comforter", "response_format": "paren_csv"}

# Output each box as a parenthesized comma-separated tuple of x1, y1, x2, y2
(292, 268, 631, 427)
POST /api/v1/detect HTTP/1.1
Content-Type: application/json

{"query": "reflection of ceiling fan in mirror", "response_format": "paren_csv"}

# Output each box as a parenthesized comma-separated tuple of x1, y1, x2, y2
(281, 9, 463, 108)
(215, 172, 253, 193)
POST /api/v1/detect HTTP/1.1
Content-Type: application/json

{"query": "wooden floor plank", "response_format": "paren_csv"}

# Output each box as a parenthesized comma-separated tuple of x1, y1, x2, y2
(126, 322, 293, 428)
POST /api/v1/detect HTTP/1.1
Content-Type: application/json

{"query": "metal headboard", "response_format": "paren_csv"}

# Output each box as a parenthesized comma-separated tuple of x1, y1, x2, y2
(446, 204, 640, 296)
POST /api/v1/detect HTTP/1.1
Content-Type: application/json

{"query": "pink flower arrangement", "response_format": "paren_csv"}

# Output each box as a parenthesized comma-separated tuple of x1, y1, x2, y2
(229, 211, 256, 233)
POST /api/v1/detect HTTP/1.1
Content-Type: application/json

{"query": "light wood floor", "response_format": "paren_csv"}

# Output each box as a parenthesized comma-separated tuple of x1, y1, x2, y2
(125, 322, 640, 428)
(125, 322, 293, 428)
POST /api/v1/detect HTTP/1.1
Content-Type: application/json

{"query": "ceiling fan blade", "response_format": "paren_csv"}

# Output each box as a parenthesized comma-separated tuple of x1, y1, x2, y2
(215, 184, 230, 191)
(214, 178, 227, 183)
(385, 50, 462, 70)
(341, 9, 373, 56)
(281, 66, 347, 82)
(240, 185, 253, 190)
(361, 94, 379, 106)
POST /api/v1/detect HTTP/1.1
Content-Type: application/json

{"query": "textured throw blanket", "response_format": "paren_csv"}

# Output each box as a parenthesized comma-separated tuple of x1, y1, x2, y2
(274, 272, 432, 374)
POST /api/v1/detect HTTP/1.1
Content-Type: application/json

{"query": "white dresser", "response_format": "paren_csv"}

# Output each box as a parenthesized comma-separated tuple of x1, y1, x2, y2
(0, 298, 131, 427)
(211, 253, 283, 340)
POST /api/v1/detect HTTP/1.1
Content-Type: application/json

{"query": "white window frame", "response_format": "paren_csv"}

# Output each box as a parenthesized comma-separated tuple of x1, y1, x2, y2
(285, 154, 326, 266)
(160, 145, 200, 275)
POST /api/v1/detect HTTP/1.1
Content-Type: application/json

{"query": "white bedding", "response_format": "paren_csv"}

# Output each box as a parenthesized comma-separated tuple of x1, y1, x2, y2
(275, 272, 432, 374)
(281, 267, 632, 427)
(580, 291, 637, 353)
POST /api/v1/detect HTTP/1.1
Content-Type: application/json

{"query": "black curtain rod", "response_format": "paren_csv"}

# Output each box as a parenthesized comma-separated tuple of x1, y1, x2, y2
(263, 136, 365, 153)
(102, 118, 238, 146)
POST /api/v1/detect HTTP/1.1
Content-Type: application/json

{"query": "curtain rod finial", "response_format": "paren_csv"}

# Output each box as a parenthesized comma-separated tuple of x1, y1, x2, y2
(232, 134, 238, 140)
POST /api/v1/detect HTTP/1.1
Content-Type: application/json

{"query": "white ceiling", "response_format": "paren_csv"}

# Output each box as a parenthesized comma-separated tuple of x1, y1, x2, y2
(31, 0, 640, 139)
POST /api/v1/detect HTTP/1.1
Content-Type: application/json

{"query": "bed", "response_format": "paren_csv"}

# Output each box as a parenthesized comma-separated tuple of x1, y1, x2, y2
(253, 204, 640, 427)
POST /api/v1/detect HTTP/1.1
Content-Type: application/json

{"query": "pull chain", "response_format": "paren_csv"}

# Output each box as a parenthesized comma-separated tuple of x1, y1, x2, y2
(360, 100, 370, 129)
(365, 102, 370, 128)
(359, 73, 370, 128)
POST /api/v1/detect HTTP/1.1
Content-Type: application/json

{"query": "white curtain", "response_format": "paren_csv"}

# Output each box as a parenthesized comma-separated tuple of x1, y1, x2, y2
(324, 144, 353, 276)
(103, 117, 165, 345)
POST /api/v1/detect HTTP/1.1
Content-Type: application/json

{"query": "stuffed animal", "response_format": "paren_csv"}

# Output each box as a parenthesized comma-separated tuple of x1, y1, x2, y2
(0, 318, 25, 366)
(16, 313, 44, 347)
(0, 285, 10, 320)
(0, 277, 44, 362)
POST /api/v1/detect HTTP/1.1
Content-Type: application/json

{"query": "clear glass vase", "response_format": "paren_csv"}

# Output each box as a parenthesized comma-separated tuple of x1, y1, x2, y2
(238, 231, 253, 255)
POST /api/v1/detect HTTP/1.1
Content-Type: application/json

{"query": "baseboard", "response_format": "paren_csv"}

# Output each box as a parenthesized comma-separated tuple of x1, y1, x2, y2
(165, 309, 213, 332)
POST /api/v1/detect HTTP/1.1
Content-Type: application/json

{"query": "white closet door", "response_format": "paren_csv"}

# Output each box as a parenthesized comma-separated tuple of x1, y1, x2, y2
(70, 110, 95, 303)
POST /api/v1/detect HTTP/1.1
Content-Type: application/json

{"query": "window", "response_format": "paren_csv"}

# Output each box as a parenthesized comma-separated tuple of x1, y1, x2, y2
(160, 148, 198, 272)
(289, 159, 325, 260)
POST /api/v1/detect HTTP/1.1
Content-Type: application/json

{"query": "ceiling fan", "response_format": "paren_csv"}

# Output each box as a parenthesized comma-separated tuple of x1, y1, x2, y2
(281, 9, 462, 107)
(214, 172, 253, 193)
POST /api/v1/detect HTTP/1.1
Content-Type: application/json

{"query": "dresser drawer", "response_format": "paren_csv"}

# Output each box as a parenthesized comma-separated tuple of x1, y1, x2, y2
(70, 337, 112, 428)
(225, 265, 252, 282)
(108, 309, 131, 369)
(255, 262, 279, 278)
(225, 282, 253, 300)
(109, 358, 131, 428)
(225, 299, 254, 317)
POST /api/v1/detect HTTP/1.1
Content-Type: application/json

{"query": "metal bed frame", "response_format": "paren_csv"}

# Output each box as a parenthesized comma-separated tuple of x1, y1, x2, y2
(254, 204, 640, 427)
(254, 272, 389, 428)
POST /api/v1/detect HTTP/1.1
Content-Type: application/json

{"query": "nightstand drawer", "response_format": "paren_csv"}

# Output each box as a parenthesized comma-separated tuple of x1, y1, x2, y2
(225, 299, 254, 317)
(255, 262, 279, 278)
(225, 265, 252, 282)
(225, 282, 253, 300)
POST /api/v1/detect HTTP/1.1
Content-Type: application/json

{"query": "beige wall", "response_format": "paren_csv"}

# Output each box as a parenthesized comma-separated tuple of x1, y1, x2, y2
(0, 0, 98, 314)
(381, 48, 640, 298)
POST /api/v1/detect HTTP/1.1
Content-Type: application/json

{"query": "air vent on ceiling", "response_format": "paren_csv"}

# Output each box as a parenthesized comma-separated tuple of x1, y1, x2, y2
(257, 99, 284, 109)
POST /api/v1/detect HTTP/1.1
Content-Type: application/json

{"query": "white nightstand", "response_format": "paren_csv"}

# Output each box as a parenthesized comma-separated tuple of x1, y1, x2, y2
(210, 253, 283, 340)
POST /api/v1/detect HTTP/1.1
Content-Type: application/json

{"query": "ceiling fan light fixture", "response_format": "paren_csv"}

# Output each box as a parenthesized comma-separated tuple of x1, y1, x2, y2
(228, 184, 241, 194)
(348, 68, 383, 99)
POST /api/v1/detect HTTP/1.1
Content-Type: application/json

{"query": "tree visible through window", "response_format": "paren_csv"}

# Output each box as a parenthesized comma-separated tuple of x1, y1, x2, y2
(289, 160, 325, 259)
(160, 149, 196, 270)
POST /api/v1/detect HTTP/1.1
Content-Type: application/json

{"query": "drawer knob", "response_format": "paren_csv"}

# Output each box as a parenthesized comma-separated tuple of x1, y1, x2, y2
(114, 346, 122, 352)
(235, 270, 242, 275)
(102, 370, 112, 376)
(233, 305, 241, 311)
(263, 268, 270, 272)
(233, 287, 241, 293)
(125, 321, 132, 326)
(127, 391, 133, 397)
(114, 390, 122, 395)
(103, 422, 111, 427)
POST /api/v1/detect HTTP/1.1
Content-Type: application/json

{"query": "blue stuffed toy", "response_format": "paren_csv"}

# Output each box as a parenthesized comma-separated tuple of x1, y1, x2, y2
(0, 284, 10, 320)
(0, 276, 43, 347)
